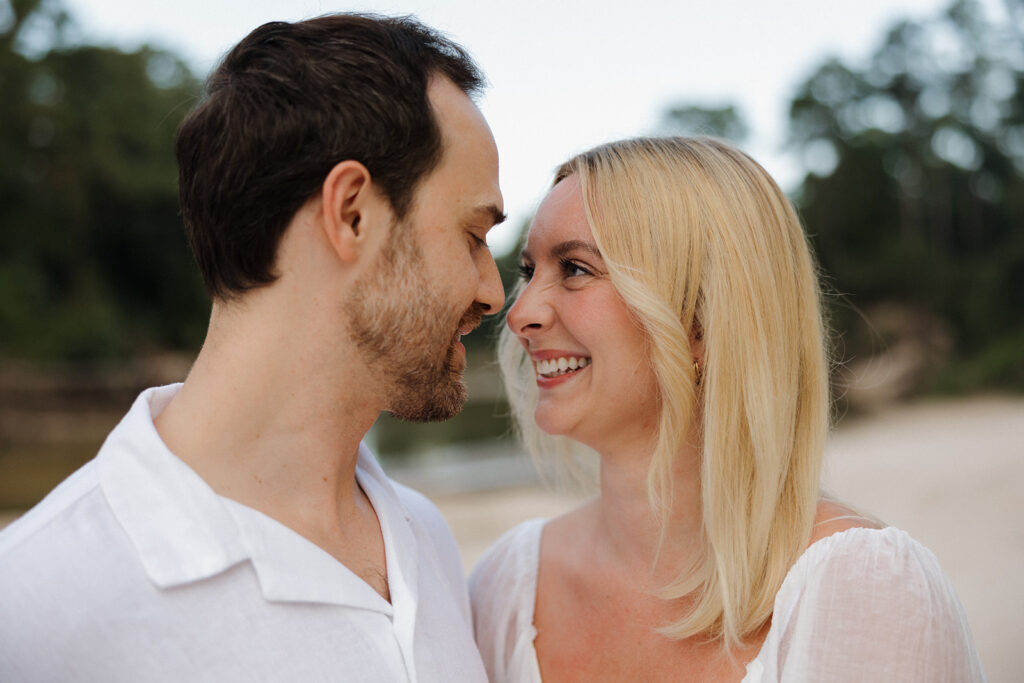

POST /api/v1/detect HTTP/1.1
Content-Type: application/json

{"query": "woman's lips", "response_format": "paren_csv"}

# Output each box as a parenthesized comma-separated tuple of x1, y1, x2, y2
(533, 355, 591, 387)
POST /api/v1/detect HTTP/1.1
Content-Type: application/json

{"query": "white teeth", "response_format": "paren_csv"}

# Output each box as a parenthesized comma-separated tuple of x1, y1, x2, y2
(535, 356, 590, 378)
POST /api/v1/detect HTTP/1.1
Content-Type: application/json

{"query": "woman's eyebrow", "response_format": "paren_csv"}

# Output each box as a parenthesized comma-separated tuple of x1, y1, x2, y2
(520, 240, 602, 264)
(550, 240, 602, 260)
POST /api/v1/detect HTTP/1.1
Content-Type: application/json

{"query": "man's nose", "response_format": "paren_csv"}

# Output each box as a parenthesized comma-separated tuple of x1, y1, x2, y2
(477, 252, 505, 314)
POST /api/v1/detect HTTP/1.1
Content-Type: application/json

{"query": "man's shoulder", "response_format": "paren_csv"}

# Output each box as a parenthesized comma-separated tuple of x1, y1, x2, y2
(357, 444, 457, 548)
(386, 475, 471, 587)
(0, 459, 102, 558)
(1, 382, 177, 562)
(0, 459, 140, 645)
(0, 458, 135, 595)
(389, 477, 457, 546)
(383, 475, 478, 628)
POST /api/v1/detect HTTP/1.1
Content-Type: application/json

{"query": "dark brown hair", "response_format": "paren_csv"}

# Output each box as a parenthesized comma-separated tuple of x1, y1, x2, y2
(176, 13, 483, 298)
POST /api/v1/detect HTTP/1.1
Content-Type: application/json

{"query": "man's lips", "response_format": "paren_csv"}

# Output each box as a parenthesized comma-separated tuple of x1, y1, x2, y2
(455, 309, 483, 341)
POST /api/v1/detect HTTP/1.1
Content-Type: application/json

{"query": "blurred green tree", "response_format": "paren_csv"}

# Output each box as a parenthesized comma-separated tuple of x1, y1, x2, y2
(0, 0, 207, 361)
(787, 0, 1024, 390)
(661, 103, 749, 142)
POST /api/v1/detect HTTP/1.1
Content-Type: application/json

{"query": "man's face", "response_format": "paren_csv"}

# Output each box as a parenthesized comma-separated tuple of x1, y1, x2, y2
(346, 77, 505, 422)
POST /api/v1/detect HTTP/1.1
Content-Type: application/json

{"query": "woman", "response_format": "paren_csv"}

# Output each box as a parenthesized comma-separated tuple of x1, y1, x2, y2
(470, 137, 985, 682)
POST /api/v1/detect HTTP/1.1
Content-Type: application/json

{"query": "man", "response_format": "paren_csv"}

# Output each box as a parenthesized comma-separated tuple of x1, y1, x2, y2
(0, 14, 504, 681)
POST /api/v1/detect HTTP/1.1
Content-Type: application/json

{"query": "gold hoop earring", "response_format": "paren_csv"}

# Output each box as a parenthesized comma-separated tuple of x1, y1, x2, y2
(693, 359, 702, 386)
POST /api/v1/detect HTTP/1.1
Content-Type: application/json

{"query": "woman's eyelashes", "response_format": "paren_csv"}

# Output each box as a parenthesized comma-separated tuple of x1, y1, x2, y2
(516, 258, 594, 283)
(560, 258, 592, 278)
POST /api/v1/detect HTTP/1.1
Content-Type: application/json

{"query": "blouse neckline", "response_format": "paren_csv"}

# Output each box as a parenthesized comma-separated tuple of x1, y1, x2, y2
(522, 519, 898, 681)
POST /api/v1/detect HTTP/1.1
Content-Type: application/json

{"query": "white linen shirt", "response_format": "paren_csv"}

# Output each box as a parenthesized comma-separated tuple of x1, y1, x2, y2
(470, 518, 987, 683)
(0, 384, 488, 683)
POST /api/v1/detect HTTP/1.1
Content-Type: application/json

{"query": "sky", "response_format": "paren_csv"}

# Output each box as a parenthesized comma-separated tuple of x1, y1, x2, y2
(59, 0, 974, 254)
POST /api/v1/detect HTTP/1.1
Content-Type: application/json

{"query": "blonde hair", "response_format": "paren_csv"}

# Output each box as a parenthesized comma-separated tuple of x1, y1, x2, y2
(499, 137, 830, 649)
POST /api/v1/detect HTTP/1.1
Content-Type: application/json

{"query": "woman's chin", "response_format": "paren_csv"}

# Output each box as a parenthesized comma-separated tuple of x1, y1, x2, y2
(534, 419, 563, 437)
(533, 409, 571, 438)
(533, 408, 589, 443)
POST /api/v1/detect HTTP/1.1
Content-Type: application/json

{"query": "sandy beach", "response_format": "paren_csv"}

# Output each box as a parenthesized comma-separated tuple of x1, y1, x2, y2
(418, 395, 1023, 682)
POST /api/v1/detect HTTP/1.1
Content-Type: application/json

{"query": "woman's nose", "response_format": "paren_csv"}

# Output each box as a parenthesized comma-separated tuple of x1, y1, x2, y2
(506, 281, 552, 337)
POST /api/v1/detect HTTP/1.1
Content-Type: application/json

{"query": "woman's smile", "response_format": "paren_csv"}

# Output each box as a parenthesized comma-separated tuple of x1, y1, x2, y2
(506, 175, 660, 446)
(534, 355, 591, 380)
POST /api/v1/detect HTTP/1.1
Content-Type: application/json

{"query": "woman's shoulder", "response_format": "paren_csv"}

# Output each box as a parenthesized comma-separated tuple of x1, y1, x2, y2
(787, 524, 946, 596)
(756, 515, 985, 681)
(470, 518, 546, 584)
(808, 498, 883, 541)
(469, 518, 548, 683)
(788, 500, 935, 590)
(469, 517, 547, 617)
(784, 500, 949, 607)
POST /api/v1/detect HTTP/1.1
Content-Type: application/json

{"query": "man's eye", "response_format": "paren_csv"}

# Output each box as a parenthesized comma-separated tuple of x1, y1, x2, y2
(517, 263, 534, 281)
(470, 233, 488, 248)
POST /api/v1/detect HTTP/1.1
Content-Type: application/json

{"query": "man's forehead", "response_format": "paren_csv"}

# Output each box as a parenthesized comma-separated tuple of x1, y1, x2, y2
(430, 77, 496, 147)
(421, 75, 502, 218)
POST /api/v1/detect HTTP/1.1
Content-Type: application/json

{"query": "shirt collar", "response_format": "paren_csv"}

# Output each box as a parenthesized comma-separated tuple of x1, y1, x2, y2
(99, 385, 249, 589)
(99, 384, 413, 614)
(358, 442, 420, 643)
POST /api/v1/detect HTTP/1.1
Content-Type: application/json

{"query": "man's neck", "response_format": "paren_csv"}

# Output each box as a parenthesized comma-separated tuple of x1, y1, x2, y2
(154, 299, 383, 542)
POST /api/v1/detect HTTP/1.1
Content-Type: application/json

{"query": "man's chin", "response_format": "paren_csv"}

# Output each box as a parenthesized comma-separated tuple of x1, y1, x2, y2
(386, 378, 467, 423)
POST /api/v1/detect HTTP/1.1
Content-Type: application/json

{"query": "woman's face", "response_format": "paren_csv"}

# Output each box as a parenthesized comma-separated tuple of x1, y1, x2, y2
(507, 175, 660, 453)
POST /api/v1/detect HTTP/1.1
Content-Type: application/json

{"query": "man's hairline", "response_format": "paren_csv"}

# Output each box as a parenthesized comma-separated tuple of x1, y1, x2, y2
(397, 72, 500, 226)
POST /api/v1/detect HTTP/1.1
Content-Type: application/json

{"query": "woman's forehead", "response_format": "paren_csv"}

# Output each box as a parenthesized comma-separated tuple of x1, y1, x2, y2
(525, 176, 593, 252)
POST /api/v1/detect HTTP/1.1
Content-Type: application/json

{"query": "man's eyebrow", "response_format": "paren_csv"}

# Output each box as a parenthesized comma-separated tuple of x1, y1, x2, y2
(520, 240, 602, 263)
(470, 204, 506, 227)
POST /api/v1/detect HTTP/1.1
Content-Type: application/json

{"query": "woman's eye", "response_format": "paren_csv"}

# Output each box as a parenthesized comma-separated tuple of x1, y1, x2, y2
(517, 263, 535, 281)
(561, 259, 591, 278)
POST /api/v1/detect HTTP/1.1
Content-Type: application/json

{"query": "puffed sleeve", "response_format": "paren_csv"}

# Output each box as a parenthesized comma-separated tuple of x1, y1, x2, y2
(469, 518, 546, 683)
(762, 527, 986, 682)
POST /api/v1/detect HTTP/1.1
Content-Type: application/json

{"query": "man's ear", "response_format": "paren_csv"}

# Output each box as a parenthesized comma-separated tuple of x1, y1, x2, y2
(320, 160, 378, 263)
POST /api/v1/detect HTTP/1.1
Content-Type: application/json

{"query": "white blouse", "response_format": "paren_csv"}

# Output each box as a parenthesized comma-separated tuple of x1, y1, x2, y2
(469, 519, 986, 682)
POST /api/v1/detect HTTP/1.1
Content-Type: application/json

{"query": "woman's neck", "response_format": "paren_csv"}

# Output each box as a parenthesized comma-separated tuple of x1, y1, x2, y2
(590, 435, 704, 588)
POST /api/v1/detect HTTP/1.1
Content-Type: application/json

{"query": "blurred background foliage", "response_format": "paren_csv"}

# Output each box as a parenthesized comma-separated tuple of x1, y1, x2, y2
(789, 0, 1024, 394)
(665, 0, 1024, 397)
(0, 0, 206, 361)
(0, 0, 1021, 504)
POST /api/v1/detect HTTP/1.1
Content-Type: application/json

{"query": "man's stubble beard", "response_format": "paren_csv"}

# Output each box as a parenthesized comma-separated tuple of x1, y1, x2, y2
(345, 220, 482, 422)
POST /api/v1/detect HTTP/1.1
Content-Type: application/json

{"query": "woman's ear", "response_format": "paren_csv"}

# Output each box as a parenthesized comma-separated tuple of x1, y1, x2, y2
(320, 160, 375, 263)
(691, 323, 704, 358)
